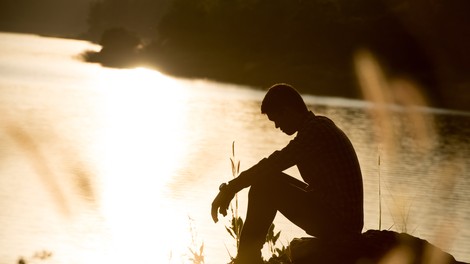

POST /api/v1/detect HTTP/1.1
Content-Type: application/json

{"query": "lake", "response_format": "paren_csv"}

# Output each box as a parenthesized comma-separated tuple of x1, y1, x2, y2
(0, 32, 469, 264)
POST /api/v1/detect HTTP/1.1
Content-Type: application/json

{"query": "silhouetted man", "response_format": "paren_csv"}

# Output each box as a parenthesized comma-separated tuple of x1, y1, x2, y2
(211, 83, 364, 264)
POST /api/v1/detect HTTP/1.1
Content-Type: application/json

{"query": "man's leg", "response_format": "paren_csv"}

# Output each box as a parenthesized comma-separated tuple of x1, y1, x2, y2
(236, 173, 317, 263)
(272, 176, 341, 239)
(235, 180, 276, 263)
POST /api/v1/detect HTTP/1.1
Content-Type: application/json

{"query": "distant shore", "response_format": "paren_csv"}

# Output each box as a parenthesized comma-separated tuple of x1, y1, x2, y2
(81, 43, 470, 113)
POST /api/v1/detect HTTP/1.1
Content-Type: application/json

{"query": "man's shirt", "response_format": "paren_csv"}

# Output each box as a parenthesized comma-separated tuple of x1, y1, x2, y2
(232, 111, 364, 231)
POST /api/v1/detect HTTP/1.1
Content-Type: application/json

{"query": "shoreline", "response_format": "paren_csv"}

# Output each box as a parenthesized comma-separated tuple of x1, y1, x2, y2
(81, 44, 470, 113)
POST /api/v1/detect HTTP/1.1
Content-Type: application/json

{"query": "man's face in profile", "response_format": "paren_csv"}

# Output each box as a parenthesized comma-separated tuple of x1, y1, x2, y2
(267, 109, 297, 136)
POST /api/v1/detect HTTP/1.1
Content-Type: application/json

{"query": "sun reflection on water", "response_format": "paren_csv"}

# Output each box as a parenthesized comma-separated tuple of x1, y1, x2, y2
(90, 67, 193, 262)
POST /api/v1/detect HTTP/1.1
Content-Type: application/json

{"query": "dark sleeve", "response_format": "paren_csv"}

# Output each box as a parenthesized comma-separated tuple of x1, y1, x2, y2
(228, 133, 310, 192)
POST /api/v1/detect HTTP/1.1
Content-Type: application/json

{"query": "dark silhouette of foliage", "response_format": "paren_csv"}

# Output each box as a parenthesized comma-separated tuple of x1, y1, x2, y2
(81, 0, 470, 111)
(82, 27, 143, 68)
(151, 0, 470, 110)
(99, 27, 141, 53)
(86, 0, 170, 41)
(153, 0, 424, 98)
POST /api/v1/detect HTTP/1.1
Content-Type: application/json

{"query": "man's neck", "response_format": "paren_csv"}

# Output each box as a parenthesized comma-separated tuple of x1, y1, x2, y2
(294, 111, 311, 131)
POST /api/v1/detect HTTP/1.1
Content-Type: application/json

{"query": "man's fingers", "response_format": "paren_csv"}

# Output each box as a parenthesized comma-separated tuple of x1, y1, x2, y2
(211, 205, 219, 223)
(220, 207, 227, 216)
(220, 196, 232, 216)
(211, 199, 220, 223)
(212, 190, 234, 223)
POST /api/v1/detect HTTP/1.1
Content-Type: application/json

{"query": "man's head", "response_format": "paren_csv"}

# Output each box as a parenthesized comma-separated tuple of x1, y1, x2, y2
(261, 83, 309, 135)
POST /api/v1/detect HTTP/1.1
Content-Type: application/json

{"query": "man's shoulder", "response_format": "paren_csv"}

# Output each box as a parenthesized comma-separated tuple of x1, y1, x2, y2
(297, 113, 342, 141)
(305, 112, 335, 127)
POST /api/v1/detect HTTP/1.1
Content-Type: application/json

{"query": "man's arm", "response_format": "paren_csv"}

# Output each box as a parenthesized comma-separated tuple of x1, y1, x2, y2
(211, 136, 302, 223)
(210, 159, 267, 223)
(227, 158, 268, 192)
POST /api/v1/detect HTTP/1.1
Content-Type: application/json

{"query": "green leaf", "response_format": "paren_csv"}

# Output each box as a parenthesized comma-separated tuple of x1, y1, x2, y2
(230, 158, 236, 177)
(236, 217, 244, 234)
(273, 231, 281, 243)
(225, 227, 235, 238)
(266, 224, 275, 241)
(199, 242, 204, 254)
(232, 141, 235, 157)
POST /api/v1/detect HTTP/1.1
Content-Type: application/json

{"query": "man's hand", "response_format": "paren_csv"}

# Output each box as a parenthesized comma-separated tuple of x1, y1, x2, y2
(211, 183, 236, 223)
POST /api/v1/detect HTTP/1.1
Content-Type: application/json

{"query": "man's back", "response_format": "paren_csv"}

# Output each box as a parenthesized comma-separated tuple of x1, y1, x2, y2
(261, 112, 364, 233)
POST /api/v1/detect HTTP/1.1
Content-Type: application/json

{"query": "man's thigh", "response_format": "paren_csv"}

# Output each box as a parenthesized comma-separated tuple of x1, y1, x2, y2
(269, 173, 333, 237)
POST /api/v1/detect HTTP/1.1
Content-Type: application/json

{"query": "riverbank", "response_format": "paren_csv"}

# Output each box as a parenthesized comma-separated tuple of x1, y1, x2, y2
(80, 36, 470, 113)
(82, 40, 360, 99)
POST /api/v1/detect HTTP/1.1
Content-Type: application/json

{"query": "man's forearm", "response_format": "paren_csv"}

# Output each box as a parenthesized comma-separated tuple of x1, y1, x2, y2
(227, 158, 269, 193)
(227, 170, 252, 193)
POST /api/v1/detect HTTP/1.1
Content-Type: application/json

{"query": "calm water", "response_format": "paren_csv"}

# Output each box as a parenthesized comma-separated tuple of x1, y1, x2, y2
(0, 32, 469, 264)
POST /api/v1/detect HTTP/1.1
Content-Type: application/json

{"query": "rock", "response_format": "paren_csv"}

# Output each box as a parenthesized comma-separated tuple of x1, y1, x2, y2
(289, 230, 467, 264)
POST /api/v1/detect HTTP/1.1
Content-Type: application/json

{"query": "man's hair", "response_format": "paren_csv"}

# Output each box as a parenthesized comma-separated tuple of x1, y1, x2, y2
(261, 83, 308, 115)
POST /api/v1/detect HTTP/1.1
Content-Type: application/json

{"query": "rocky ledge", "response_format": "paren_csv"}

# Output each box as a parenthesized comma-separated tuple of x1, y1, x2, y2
(289, 229, 468, 264)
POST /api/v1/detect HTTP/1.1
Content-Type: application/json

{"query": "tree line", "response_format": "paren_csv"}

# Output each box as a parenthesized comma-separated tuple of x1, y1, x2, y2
(83, 0, 470, 111)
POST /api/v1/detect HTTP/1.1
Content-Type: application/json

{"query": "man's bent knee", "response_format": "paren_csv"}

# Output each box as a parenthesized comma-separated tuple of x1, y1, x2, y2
(248, 173, 287, 200)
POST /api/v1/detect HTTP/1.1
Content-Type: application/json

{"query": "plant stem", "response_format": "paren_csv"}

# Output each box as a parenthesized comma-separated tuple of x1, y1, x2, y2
(378, 154, 382, 230)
